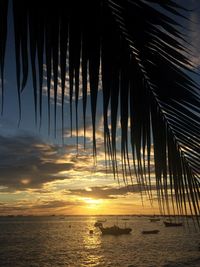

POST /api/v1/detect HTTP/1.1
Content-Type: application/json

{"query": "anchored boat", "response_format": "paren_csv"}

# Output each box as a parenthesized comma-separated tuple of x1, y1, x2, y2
(99, 225, 132, 235)
(142, 230, 159, 234)
(163, 221, 183, 227)
(149, 218, 160, 222)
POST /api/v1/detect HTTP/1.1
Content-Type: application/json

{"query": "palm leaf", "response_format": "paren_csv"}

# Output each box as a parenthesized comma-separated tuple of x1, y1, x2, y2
(0, 0, 8, 114)
(0, 0, 199, 218)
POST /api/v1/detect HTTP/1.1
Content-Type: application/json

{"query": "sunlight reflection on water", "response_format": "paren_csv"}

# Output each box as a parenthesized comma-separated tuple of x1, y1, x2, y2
(82, 227, 103, 266)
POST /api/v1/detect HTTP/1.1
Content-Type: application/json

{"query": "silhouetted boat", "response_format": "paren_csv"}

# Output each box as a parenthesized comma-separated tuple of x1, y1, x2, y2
(149, 218, 160, 222)
(94, 222, 103, 227)
(99, 225, 132, 235)
(164, 221, 183, 227)
(96, 219, 106, 223)
(142, 230, 159, 234)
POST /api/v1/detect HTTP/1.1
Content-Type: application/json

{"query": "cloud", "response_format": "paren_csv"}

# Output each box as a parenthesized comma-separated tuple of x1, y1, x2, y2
(0, 133, 73, 192)
(67, 184, 153, 199)
(0, 199, 84, 215)
(33, 199, 84, 209)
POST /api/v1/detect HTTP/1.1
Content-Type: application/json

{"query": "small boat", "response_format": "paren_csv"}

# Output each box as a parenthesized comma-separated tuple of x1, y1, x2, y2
(142, 230, 159, 234)
(99, 225, 132, 235)
(94, 222, 103, 227)
(163, 221, 183, 227)
(149, 218, 160, 222)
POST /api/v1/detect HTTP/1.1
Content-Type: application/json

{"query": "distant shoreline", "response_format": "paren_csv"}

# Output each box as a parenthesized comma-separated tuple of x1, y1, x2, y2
(0, 214, 197, 218)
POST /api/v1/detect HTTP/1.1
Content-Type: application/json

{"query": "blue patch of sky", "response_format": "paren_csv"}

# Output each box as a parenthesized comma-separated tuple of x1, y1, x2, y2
(1, 0, 200, 148)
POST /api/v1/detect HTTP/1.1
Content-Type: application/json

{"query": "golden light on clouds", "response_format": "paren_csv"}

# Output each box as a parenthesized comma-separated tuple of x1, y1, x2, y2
(20, 178, 31, 185)
(0, 130, 161, 216)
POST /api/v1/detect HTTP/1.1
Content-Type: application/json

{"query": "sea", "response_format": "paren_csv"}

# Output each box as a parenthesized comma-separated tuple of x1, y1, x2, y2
(0, 215, 200, 267)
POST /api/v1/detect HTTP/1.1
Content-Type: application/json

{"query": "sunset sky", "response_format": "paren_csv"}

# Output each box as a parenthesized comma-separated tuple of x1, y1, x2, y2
(0, 1, 200, 216)
(0, 109, 160, 215)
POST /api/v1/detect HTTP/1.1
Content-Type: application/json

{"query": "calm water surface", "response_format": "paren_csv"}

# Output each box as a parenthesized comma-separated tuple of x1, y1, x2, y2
(0, 216, 200, 267)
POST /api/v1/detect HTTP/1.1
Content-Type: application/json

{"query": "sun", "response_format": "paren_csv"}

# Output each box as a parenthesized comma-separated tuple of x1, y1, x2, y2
(83, 198, 103, 209)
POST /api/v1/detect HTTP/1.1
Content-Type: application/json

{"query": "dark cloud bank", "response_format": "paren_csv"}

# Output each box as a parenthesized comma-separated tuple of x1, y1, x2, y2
(67, 184, 158, 199)
(0, 134, 73, 192)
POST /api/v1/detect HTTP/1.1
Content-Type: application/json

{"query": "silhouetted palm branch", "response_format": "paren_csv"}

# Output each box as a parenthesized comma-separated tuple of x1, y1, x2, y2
(0, 0, 199, 218)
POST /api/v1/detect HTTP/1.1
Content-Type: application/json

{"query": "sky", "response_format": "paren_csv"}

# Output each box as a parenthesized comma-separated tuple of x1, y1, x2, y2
(0, 1, 200, 216)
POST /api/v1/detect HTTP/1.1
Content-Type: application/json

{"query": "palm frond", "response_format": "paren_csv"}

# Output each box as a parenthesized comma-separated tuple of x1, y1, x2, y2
(0, 0, 199, 218)
(0, 0, 8, 114)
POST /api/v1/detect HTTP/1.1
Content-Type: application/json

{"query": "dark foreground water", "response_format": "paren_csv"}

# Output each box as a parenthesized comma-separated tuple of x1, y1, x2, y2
(0, 216, 200, 267)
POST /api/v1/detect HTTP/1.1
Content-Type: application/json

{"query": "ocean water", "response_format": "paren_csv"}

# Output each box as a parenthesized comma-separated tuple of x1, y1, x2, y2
(0, 216, 200, 267)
